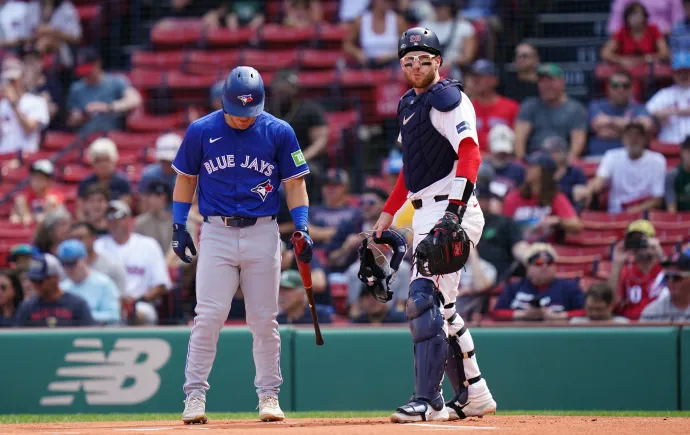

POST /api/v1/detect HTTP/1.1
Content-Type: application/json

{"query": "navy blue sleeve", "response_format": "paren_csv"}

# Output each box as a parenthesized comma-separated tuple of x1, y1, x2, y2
(494, 282, 518, 310)
(573, 167, 587, 186)
(566, 281, 586, 310)
(113, 174, 132, 197)
(172, 122, 204, 177)
(327, 221, 354, 253)
(277, 123, 310, 182)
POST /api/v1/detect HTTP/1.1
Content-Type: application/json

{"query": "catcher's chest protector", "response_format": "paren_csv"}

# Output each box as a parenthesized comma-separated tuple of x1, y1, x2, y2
(398, 79, 460, 193)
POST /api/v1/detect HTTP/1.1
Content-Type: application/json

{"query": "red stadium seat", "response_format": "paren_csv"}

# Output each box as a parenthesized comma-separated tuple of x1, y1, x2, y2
(22, 150, 56, 164)
(167, 71, 218, 89)
(131, 50, 186, 71)
(649, 141, 681, 158)
(128, 69, 165, 90)
(76, 4, 99, 21)
(571, 159, 599, 178)
(579, 276, 605, 292)
(648, 210, 690, 223)
(300, 49, 343, 69)
(318, 23, 349, 47)
(107, 131, 159, 150)
(555, 255, 600, 275)
(1, 167, 29, 183)
(242, 49, 300, 71)
(565, 233, 618, 246)
(553, 244, 612, 258)
(186, 50, 241, 75)
(556, 270, 584, 280)
(0, 226, 34, 242)
(261, 24, 316, 47)
(126, 111, 185, 133)
(206, 27, 254, 48)
(43, 132, 77, 151)
(62, 165, 92, 184)
(151, 18, 203, 48)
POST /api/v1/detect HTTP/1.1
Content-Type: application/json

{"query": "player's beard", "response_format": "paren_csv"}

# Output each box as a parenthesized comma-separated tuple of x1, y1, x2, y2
(404, 67, 437, 90)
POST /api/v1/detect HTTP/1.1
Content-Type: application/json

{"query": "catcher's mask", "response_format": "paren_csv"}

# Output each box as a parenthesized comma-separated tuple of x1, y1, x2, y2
(357, 230, 408, 303)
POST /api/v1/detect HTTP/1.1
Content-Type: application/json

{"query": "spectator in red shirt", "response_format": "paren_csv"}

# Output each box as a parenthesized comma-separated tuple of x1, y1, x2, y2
(10, 159, 64, 225)
(609, 219, 668, 320)
(502, 152, 583, 242)
(601, 2, 670, 68)
(467, 59, 520, 152)
(493, 243, 585, 321)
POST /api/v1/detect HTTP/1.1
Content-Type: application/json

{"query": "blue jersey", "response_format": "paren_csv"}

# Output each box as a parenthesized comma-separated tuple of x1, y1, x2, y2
(172, 110, 310, 218)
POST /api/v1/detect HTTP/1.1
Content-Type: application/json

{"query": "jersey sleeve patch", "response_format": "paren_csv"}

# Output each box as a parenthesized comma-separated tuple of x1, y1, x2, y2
(291, 150, 306, 166)
(456, 121, 470, 134)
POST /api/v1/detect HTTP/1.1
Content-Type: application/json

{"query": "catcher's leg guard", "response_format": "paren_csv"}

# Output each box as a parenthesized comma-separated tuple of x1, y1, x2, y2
(405, 278, 447, 411)
(443, 303, 495, 419)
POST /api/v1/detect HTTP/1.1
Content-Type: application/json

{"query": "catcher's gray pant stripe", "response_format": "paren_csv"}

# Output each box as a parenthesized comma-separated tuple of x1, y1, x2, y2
(184, 218, 282, 399)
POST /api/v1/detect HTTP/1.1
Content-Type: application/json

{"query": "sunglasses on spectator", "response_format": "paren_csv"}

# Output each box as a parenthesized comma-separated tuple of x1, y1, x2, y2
(528, 252, 555, 266)
(400, 54, 437, 68)
(665, 272, 690, 282)
(360, 198, 379, 206)
(610, 81, 631, 89)
(516, 52, 533, 58)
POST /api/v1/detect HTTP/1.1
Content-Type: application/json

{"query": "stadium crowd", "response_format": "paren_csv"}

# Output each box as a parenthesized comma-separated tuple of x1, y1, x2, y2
(0, 0, 690, 328)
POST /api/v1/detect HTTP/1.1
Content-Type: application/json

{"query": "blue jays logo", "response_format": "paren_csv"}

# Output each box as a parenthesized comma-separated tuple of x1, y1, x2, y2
(237, 94, 253, 105)
(251, 179, 274, 201)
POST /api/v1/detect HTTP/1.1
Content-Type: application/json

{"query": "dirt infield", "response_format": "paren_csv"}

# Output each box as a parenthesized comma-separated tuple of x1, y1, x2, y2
(3, 416, 690, 435)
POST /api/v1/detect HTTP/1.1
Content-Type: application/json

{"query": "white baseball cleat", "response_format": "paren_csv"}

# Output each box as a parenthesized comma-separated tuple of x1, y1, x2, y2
(390, 400, 450, 423)
(446, 396, 497, 421)
(258, 396, 285, 422)
(182, 396, 208, 425)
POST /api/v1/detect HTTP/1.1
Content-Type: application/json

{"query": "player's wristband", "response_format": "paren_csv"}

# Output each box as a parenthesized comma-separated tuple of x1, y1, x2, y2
(290, 205, 309, 233)
(172, 201, 192, 225)
(446, 177, 474, 216)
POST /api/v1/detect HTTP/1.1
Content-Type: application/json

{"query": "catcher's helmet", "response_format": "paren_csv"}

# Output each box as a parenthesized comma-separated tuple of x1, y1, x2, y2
(222, 66, 265, 117)
(398, 27, 442, 60)
(357, 230, 408, 303)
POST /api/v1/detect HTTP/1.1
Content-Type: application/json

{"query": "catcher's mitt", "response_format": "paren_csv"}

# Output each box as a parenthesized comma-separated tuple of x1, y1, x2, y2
(414, 212, 471, 276)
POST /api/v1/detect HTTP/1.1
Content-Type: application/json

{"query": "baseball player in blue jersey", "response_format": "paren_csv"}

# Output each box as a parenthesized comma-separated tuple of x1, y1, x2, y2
(172, 66, 313, 424)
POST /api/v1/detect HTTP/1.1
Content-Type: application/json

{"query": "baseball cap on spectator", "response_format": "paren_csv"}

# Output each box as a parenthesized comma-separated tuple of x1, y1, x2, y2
(362, 187, 388, 202)
(106, 200, 132, 220)
(279, 270, 303, 290)
(27, 253, 62, 281)
(1, 58, 22, 83)
(673, 51, 690, 71)
(526, 151, 557, 171)
(661, 252, 690, 270)
(475, 162, 498, 199)
(143, 179, 173, 200)
(30, 159, 55, 178)
(75, 48, 101, 77)
(469, 59, 497, 76)
(155, 133, 182, 162)
(324, 168, 349, 185)
(88, 137, 119, 163)
(488, 124, 515, 154)
(626, 219, 656, 237)
(386, 153, 403, 175)
(523, 243, 558, 266)
(541, 136, 568, 153)
(57, 239, 87, 266)
(8, 244, 35, 264)
(537, 63, 564, 78)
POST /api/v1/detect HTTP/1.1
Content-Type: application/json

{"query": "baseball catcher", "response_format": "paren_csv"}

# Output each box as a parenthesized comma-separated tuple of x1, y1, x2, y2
(372, 27, 497, 423)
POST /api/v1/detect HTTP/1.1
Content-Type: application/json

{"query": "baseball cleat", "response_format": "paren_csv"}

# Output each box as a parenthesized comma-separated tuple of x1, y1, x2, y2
(446, 396, 497, 421)
(390, 399, 449, 423)
(258, 396, 285, 421)
(182, 396, 208, 425)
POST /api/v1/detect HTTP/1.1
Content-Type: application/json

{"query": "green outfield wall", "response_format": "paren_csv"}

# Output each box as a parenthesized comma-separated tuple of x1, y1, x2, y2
(0, 326, 686, 414)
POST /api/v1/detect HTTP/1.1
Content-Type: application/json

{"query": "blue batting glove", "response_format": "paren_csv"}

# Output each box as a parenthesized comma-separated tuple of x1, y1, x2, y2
(172, 224, 197, 263)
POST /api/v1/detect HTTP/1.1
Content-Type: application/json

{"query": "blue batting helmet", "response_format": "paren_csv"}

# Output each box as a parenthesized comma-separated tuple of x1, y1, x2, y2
(222, 66, 265, 117)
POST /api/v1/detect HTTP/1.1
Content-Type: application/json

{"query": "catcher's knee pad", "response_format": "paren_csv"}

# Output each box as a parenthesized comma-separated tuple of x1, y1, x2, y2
(406, 279, 444, 343)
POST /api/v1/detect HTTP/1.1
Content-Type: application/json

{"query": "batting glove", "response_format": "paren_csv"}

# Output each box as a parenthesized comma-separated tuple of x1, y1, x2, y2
(296, 229, 313, 263)
(172, 224, 197, 263)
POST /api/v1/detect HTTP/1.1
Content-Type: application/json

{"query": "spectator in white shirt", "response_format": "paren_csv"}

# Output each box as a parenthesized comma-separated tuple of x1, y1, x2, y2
(0, 58, 50, 155)
(419, 0, 477, 72)
(0, 0, 32, 48)
(646, 51, 690, 145)
(95, 200, 171, 325)
(576, 121, 666, 214)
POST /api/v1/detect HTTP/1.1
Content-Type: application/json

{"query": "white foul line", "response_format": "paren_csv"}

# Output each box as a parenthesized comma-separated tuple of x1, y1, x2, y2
(407, 423, 498, 430)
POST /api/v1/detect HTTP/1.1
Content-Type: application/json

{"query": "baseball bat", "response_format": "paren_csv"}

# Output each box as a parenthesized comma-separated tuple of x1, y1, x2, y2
(291, 231, 324, 346)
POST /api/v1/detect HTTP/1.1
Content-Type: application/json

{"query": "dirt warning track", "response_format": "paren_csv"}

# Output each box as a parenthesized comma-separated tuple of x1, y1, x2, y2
(3, 416, 690, 435)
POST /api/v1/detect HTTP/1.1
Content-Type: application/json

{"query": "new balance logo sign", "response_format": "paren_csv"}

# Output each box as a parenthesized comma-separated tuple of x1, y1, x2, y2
(40, 338, 171, 406)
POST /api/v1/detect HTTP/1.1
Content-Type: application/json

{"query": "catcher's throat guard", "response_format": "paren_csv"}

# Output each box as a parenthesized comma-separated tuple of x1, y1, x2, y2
(357, 230, 408, 303)
(414, 212, 472, 277)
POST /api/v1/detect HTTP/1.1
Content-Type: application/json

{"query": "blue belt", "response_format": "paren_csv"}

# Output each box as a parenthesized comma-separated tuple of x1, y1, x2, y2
(204, 215, 276, 228)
